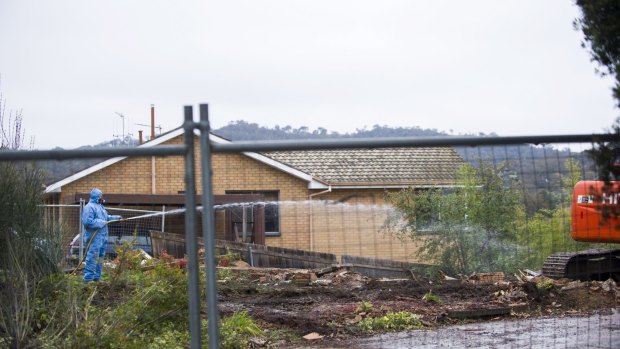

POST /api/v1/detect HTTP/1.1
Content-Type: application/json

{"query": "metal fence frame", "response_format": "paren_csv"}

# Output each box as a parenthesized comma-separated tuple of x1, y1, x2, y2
(1, 103, 618, 348)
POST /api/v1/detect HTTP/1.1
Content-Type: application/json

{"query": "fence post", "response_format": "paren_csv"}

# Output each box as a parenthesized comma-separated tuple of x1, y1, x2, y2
(183, 106, 202, 349)
(79, 198, 85, 262)
(199, 103, 221, 348)
(161, 205, 166, 232)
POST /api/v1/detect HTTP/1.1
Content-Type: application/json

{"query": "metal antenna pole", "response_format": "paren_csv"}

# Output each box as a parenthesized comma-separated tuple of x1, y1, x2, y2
(199, 103, 220, 348)
(115, 112, 125, 144)
(183, 106, 202, 349)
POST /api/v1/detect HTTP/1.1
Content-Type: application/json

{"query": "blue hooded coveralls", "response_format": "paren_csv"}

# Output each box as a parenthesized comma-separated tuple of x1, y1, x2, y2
(81, 188, 122, 281)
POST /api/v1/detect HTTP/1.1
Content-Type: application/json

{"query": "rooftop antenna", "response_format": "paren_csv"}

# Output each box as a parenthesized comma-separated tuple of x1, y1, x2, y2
(114, 112, 126, 145)
(135, 123, 162, 139)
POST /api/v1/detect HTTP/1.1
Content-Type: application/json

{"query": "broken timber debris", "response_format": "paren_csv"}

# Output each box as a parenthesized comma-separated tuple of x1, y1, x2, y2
(468, 272, 505, 284)
(447, 307, 511, 319)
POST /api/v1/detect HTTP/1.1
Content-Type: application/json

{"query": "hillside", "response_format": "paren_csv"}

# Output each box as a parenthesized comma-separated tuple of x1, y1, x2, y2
(36, 139, 138, 184)
(41, 121, 590, 210)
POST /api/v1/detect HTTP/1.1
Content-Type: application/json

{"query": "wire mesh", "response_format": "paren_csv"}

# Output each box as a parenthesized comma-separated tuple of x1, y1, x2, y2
(41, 205, 163, 268)
(208, 140, 619, 348)
(6, 134, 619, 347)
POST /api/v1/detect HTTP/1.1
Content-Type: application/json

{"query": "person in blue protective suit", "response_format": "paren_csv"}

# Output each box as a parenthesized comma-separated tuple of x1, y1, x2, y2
(81, 188, 122, 282)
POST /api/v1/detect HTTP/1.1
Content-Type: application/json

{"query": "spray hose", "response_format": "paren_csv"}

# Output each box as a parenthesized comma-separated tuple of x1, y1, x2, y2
(70, 219, 123, 275)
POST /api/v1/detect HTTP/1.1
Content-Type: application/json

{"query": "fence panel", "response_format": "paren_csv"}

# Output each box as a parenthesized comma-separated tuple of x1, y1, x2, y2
(42, 205, 162, 268)
(3, 115, 618, 348)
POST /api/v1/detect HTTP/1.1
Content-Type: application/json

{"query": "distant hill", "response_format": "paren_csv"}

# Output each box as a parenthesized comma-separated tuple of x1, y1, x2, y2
(42, 122, 455, 183)
(213, 120, 455, 140)
(41, 121, 593, 215)
(212, 121, 593, 215)
(211, 120, 584, 179)
(37, 138, 138, 184)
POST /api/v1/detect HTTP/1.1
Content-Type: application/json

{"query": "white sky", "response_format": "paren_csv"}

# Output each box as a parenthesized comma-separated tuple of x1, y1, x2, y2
(0, 0, 618, 149)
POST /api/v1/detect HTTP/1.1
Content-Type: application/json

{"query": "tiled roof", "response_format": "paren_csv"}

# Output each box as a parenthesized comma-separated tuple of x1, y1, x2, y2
(265, 147, 465, 186)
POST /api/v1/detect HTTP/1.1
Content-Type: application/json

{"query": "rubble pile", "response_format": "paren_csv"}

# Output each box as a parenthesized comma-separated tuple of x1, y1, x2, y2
(157, 256, 620, 345)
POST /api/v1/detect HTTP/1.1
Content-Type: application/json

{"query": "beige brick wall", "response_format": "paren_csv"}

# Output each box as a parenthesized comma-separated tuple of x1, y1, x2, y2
(59, 134, 422, 263)
(63, 156, 153, 196)
(307, 189, 425, 263)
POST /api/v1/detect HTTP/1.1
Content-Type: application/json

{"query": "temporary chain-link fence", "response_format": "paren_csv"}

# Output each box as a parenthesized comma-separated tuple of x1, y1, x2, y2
(42, 204, 165, 268)
(2, 113, 618, 348)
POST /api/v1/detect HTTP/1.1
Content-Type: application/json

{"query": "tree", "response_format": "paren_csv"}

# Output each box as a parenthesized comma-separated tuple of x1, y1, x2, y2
(0, 83, 62, 348)
(572, 1, 620, 223)
(0, 80, 27, 150)
(517, 159, 584, 269)
(384, 162, 525, 275)
(574, 1, 620, 192)
(574, 0, 620, 108)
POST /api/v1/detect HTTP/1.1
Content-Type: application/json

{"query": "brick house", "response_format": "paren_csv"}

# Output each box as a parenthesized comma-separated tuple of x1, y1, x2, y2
(45, 127, 465, 262)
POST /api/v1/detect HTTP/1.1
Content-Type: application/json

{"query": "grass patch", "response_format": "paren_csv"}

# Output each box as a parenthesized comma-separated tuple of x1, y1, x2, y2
(356, 311, 423, 333)
(219, 311, 264, 348)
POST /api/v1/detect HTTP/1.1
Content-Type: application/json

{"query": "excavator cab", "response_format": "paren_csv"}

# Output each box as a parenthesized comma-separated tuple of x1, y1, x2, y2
(572, 180, 620, 243)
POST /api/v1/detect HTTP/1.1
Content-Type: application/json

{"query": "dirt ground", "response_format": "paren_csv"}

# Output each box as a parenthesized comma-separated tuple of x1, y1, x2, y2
(216, 262, 619, 347)
(350, 313, 620, 348)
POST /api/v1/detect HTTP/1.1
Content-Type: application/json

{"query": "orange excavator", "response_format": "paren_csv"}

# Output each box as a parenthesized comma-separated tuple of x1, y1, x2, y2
(542, 180, 620, 281)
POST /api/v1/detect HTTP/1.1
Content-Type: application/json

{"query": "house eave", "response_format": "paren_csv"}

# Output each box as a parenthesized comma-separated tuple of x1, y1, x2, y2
(45, 128, 325, 193)
(45, 128, 186, 194)
(319, 183, 460, 190)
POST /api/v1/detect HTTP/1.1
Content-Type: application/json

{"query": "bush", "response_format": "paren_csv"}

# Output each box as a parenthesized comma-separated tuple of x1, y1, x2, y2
(384, 163, 525, 275)
(27, 257, 269, 349)
(0, 163, 64, 347)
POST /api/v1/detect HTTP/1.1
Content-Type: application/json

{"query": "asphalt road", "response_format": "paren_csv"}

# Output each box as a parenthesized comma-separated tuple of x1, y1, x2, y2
(351, 312, 620, 349)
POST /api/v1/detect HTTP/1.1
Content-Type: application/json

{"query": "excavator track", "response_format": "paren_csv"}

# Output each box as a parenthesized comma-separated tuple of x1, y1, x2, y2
(542, 249, 620, 281)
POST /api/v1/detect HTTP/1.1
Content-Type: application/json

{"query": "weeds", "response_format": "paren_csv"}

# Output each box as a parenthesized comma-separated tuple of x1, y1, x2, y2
(23, 257, 271, 349)
(536, 279, 555, 291)
(264, 327, 300, 342)
(356, 311, 423, 333)
(356, 300, 374, 314)
(219, 311, 264, 348)
(422, 290, 441, 303)
(217, 267, 235, 282)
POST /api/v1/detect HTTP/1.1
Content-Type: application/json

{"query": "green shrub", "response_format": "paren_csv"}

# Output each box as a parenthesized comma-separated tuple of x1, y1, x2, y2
(24, 238, 269, 349)
(36, 262, 190, 348)
(0, 163, 64, 347)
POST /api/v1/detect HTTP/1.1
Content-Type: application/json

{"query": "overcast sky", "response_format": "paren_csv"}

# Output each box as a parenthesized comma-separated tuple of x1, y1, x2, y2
(0, 1, 618, 149)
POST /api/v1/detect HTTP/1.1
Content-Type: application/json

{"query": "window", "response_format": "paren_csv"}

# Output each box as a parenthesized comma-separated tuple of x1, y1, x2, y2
(225, 190, 280, 237)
